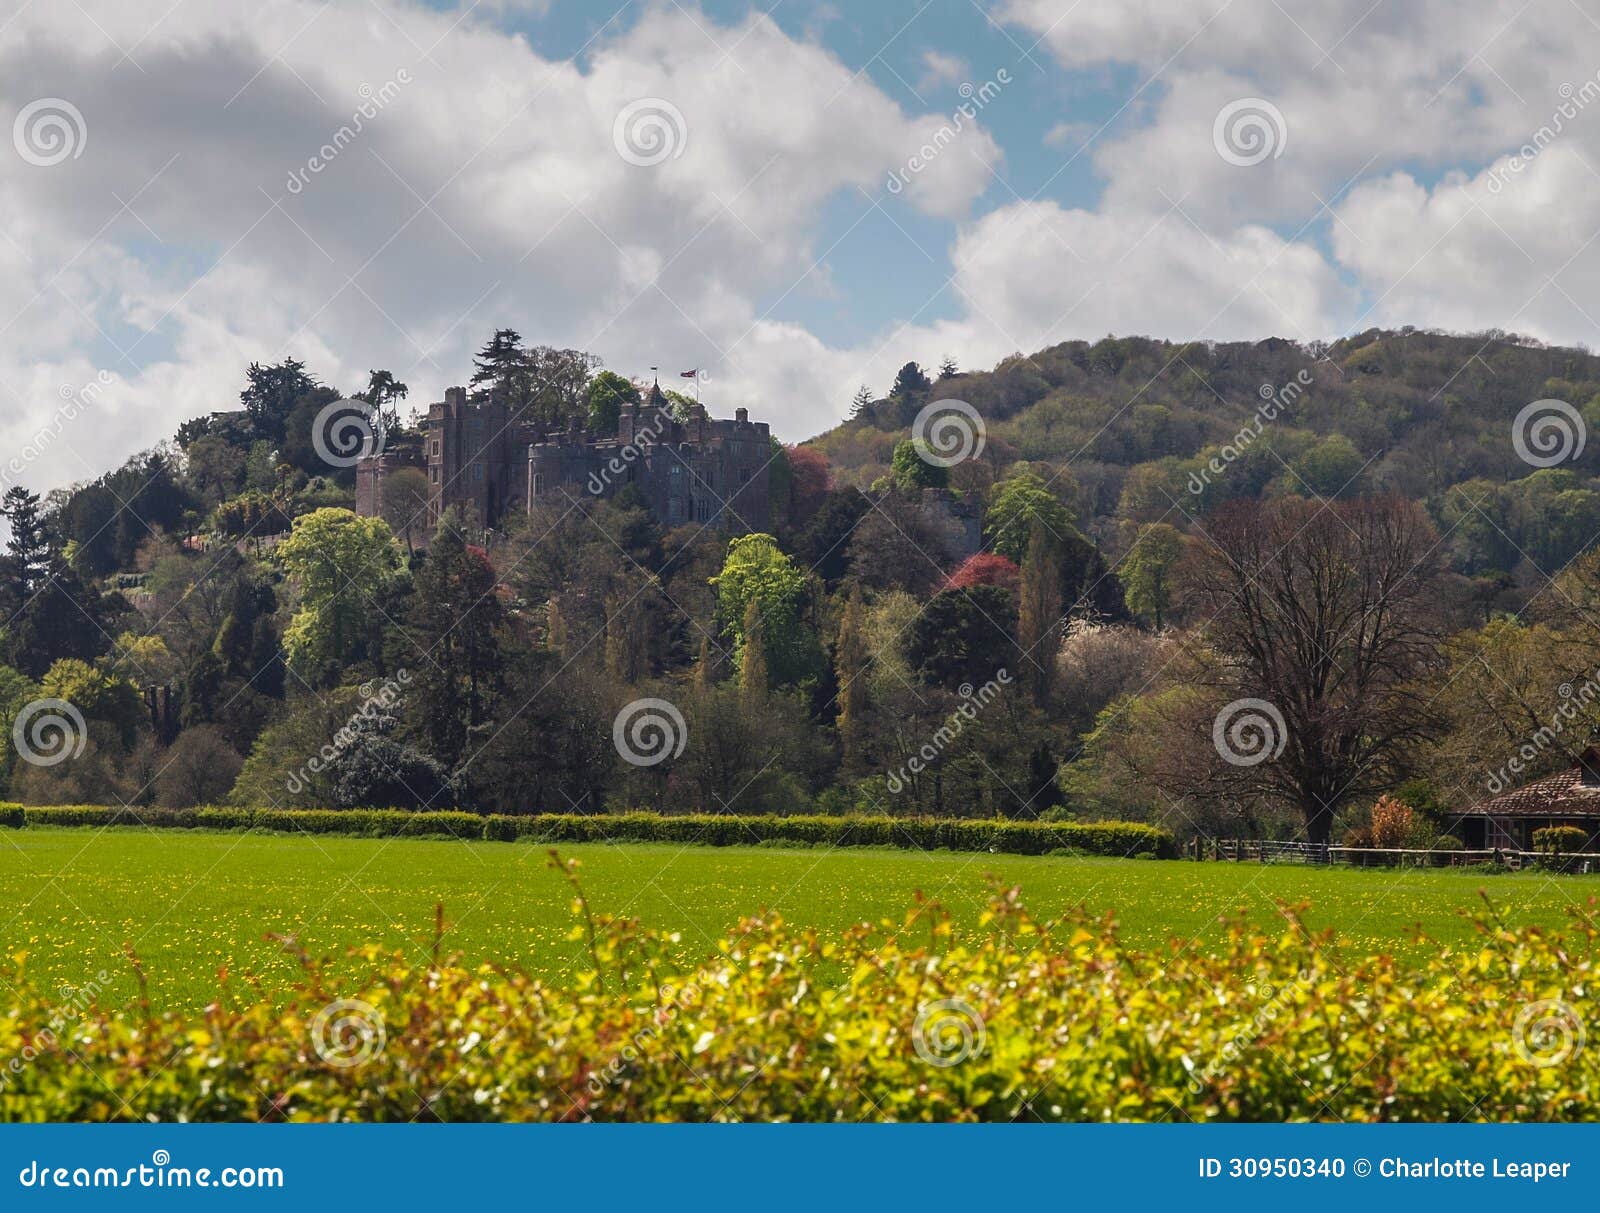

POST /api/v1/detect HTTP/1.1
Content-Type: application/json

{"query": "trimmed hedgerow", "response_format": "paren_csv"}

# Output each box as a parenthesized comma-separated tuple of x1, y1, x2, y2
(0, 857, 1590, 1122)
(2, 802, 1173, 859)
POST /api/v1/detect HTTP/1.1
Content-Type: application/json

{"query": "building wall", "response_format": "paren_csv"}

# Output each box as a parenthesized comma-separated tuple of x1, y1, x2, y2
(361, 386, 773, 536)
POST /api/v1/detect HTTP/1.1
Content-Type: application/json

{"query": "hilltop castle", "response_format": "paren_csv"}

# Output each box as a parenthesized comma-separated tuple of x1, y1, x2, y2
(356, 381, 773, 534)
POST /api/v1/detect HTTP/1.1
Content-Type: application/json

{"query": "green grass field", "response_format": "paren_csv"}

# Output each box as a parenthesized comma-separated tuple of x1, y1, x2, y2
(2, 825, 1597, 1013)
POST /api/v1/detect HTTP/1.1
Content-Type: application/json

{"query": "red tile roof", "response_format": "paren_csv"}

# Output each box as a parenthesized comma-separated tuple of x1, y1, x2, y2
(1465, 746, 1600, 817)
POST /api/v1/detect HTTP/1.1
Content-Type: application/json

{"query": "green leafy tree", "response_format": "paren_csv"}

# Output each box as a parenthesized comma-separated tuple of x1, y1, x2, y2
(587, 370, 641, 432)
(890, 438, 948, 491)
(985, 469, 1073, 562)
(277, 508, 402, 683)
(40, 658, 145, 749)
(1121, 522, 1184, 629)
(711, 534, 821, 688)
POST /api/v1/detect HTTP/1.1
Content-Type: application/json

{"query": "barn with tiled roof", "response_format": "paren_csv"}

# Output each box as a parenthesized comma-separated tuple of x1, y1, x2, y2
(1458, 745, 1600, 850)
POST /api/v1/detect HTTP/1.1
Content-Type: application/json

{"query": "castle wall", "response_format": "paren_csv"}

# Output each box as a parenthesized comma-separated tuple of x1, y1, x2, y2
(360, 384, 776, 537)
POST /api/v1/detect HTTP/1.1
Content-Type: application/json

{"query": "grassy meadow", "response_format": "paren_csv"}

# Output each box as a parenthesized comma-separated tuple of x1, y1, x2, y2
(2, 825, 1597, 1014)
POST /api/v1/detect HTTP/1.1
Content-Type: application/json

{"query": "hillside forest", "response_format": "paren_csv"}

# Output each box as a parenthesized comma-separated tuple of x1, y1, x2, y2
(4, 326, 1600, 847)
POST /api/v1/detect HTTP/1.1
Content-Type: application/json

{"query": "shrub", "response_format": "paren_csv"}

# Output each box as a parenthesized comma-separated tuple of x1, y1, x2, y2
(0, 861, 1594, 1122)
(1340, 825, 1373, 848)
(1369, 795, 1414, 849)
(15, 805, 1177, 859)
(1533, 826, 1589, 855)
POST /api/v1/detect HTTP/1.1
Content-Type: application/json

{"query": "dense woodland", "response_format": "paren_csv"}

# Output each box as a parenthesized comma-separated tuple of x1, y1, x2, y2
(6, 326, 1600, 845)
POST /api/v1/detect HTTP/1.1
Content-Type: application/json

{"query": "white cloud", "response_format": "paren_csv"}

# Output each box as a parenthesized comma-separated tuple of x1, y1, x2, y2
(0, 0, 1007, 491)
(916, 49, 968, 93)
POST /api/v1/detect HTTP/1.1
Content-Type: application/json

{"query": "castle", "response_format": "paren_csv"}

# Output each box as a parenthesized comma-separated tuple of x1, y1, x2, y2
(356, 381, 773, 535)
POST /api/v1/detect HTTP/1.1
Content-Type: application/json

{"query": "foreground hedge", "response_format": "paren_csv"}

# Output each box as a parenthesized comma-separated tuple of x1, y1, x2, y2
(3, 803, 1174, 858)
(0, 856, 1593, 1121)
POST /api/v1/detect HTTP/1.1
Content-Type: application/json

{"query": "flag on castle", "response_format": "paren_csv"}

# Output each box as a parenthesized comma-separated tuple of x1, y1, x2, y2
(679, 369, 698, 378)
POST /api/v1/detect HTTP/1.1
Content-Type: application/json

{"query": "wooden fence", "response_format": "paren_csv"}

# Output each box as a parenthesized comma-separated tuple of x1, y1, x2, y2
(1192, 838, 1599, 872)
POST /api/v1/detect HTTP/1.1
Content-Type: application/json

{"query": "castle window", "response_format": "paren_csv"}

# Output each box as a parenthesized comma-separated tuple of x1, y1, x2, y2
(694, 498, 712, 522)
(431, 441, 440, 458)
(473, 464, 483, 481)
(531, 473, 543, 498)
(430, 468, 438, 483)
(669, 499, 684, 522)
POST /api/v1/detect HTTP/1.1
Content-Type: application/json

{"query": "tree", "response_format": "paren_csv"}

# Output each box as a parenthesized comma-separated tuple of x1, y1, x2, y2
(154, 725, 243, 807)
(212, 491, 290, 548)
(985, 469, 1073, 563)
(276, 508, 402, 683)
(361, 369, 409, 439)
(844, 491, 959, 597)
(849, 385, 874, 420)
(944, 553, 1020, 594)
(240, 358, 316, 444)
(739, 598, 769, 710)
(471, 329, 526, 393)
(2, 494, 121, 679)
(938, 356, 958, 379)
(1016, 520, 1062, 705)
(834, 586, 868, 772)
(782, 445, 831, 529)
(1176, 495, 1448, 844)
(378, 467, 431, 555)
(330, 710, 456, 810)
(905, 586, 1017, 691)
(1286, 433, 1364, 498)
(1121, 522, 1184, 629)
(586, 369, 641, 432)
(799, 487, 870, 585)
(471, 647, 613, 813)
(890, 438, 948, 492)
(890, 361, 932, 400)
(711, 533, 821, 688)
(404, 514, 503, 772)
(40, 658, 145, 749)
(184, 435, 246, 507)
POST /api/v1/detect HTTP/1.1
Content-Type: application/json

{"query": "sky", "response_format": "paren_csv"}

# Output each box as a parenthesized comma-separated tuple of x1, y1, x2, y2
(3, 0, 1600, 494)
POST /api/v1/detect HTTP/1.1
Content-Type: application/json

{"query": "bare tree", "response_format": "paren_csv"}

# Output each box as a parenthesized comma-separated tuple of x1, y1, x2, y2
(1174, 495, 1448, 843)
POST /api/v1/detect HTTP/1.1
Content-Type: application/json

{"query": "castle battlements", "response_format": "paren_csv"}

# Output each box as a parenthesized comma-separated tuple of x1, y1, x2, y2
(356, 380, 771, 535)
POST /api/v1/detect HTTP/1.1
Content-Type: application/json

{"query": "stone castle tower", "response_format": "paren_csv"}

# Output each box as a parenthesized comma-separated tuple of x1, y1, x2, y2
(357, 380, 772, 535)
